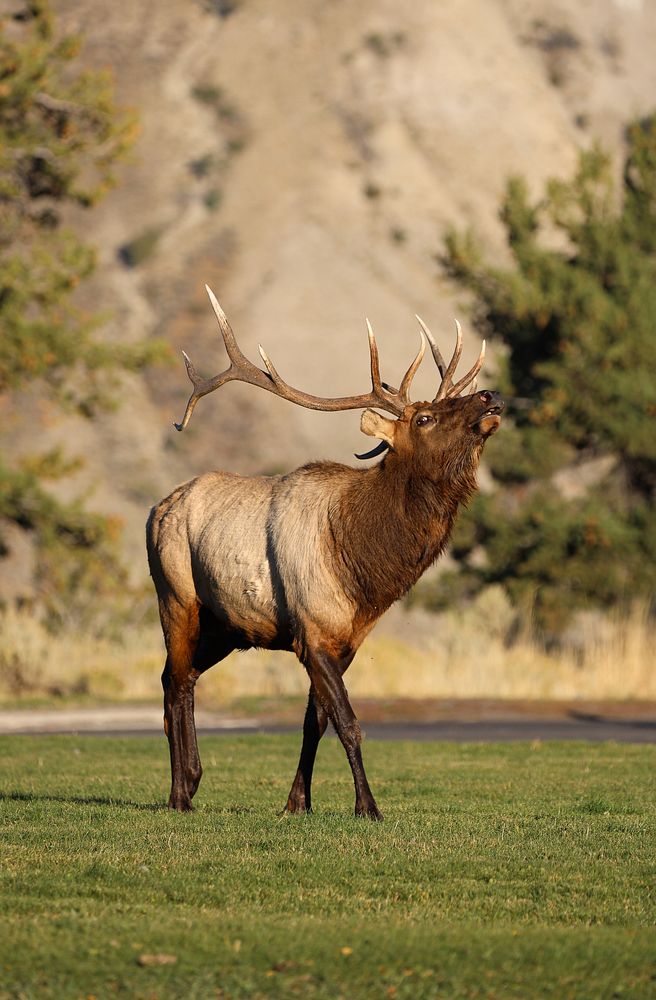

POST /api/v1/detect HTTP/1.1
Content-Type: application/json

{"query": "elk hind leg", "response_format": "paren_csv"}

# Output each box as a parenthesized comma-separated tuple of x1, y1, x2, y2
(185, 607, 235, 800)
(285, 688, 328, 814)
(161, 603, 206, 812)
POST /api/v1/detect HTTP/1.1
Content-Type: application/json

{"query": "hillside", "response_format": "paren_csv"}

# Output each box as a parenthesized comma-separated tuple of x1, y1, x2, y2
(2, 0, 656, 592)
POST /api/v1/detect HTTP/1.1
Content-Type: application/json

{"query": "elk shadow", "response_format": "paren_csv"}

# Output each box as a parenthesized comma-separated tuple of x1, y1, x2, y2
(0, 790, 164, 811)
(1, 791, 269, 814)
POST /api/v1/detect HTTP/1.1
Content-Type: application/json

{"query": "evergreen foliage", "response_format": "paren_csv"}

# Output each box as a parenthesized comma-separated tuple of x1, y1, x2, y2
(439, 117, 656, 630)
(0, 2, 162, 630)
(0, 450, 130, 631)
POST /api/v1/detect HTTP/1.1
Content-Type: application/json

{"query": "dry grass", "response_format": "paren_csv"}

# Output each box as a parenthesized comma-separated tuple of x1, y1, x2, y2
(0, 606, 163, 704)
(1, 590, 654, 706)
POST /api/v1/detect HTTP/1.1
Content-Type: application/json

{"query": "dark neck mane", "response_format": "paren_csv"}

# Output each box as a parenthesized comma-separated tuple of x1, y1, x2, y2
(330, 454, 478, 622)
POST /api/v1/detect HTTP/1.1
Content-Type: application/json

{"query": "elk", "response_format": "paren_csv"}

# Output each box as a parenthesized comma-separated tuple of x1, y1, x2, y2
(147, 286, 504, 819)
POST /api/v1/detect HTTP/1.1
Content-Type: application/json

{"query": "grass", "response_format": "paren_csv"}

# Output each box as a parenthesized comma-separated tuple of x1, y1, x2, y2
(1, 735, 655, 998)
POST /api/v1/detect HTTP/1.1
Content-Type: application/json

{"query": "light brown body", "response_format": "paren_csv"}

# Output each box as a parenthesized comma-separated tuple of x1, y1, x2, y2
(148, 464, 369, 656)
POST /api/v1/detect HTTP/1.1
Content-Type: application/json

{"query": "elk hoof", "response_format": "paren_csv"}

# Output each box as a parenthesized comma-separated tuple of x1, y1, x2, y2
(356, 803, 383, 821)
(282, 798, 312, 816)
(168, 795, 194, 813)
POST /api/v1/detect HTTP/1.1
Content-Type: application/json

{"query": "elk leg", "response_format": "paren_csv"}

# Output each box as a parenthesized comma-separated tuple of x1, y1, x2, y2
(162, 605, 236, 811)
(162, 659, 196, 812)
(304, 647, 382, 821)
(284, 688, 328, 814)
(160, 603, 204, 812)
(183, 612, 235, 802)
(285, 647, 356, 814)
(180, 678, 202, 798)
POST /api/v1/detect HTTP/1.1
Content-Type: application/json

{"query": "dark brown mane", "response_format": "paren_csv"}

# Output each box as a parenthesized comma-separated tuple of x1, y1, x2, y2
(328, 450, 478, 623)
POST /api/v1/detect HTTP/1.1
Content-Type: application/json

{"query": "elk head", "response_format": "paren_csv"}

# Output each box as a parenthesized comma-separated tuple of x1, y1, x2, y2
(175, 286, 504, 466)
(359, 390, 504, 481)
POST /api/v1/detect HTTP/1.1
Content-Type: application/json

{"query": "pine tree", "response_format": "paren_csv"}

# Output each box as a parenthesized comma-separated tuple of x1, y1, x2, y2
(0, 2, 163, 630)
(437, 116, 656, 631)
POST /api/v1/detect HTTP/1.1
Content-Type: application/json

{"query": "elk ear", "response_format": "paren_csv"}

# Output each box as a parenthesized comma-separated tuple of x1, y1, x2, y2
(360, 408, 397, 448)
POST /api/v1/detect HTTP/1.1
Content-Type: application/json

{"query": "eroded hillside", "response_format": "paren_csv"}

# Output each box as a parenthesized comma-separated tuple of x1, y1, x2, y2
(2, 0, 655, 587)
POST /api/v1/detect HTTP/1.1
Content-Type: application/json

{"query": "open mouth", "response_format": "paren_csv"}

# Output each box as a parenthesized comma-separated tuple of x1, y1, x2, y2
(472, 402, 504, 436)
(471, 403, 503, 426)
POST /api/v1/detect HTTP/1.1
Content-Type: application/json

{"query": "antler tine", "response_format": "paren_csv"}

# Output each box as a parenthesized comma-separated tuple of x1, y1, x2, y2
(205, 285, 250, 366)
(366, 319, 383, 392)
(174, 285, 274, 430)
(415, 315, 447, 379)
(258, 344, 285, 386)
(173, 351, 212, 430)
(446, 339, 486, 398)
(433, 319, 463, 402)
(398, 331, 426, 403)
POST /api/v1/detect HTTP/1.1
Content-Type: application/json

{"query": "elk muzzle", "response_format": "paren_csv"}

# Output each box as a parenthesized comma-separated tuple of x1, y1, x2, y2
(473, 390, 505, 437)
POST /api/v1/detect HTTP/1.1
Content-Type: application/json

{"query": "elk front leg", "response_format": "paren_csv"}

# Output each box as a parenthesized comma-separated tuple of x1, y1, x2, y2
(285, 645, 357, 814)
(303, 647, 382, 821)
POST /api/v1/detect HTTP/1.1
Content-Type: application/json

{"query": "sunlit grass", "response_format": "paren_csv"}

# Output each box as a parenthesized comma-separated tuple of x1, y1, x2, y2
(1, 735, 654, 997)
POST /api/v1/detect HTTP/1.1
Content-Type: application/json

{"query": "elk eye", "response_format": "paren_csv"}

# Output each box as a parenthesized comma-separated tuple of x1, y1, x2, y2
(415, 414, 433, 427)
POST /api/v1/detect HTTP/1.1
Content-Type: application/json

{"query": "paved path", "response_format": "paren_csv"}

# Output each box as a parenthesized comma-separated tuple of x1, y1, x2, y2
(1, 707, 654, 743)
(358, 718, 656, 743)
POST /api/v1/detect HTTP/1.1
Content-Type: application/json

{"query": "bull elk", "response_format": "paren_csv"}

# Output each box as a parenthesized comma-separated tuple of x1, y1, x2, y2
(147, 286, 504, 819)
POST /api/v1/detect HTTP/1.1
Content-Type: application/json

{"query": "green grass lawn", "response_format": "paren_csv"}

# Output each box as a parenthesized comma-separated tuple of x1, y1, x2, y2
(1, 734, 654, 999)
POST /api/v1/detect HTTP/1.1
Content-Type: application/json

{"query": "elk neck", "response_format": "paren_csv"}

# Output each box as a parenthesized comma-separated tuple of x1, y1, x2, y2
(328, 449, 479, 621)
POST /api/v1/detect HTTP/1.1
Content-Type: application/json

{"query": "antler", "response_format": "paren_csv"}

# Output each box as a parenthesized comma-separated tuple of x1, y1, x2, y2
(174, 285, 427, 429)
(416, 315, 485, 401)
(175, 287, 486, 431)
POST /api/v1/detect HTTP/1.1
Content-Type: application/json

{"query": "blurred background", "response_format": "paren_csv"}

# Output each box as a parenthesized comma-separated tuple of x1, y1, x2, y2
(1, 0, 655, 710)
